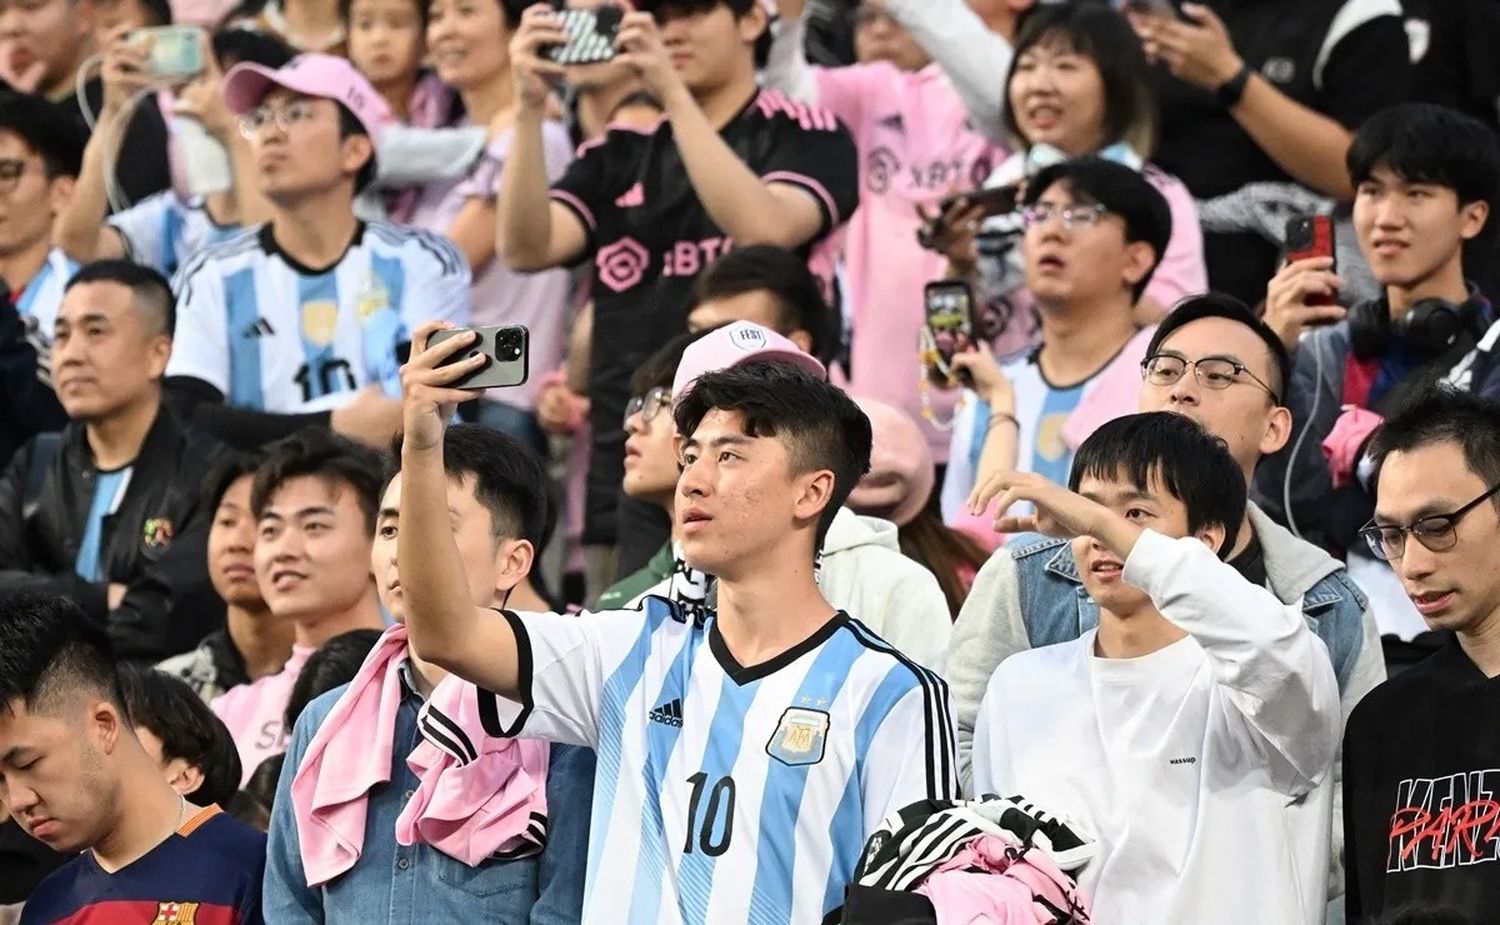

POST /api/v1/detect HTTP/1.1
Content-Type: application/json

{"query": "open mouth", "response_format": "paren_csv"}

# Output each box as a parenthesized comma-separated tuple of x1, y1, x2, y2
(270, 569, 308, 591)
(1411, 589, 1455, 616)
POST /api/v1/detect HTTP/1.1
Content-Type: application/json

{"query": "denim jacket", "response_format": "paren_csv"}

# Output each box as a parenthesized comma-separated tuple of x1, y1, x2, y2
(948, 503, 1384, 896)
(264, 673, 595, 924)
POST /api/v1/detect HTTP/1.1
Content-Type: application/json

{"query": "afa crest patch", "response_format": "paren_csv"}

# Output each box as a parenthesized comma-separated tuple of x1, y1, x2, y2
(142, 518, 175, 554)
(766, 707, 829, 767)
(154, 901, 199, 924)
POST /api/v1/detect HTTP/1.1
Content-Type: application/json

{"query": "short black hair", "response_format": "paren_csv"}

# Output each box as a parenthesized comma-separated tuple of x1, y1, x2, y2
(1024, 156, 1173, 302)
(118, 668, 242, 809)
(285, 628, 383, 730)
(1069, 412, 1246, 548)
(0, 590, 123, 716)
(212, 27, 295, 70)
(1348, 103, 1500, 250)
(1368, 386, 1500, 504)
(1004, 3, 1155, 155)
(0, 91, 87, 179)
(202, 449, 268, 515)
(689, 246, 836, 365)
(141, 0, 174, 26)
(674, 361, 871, 547)
(243, 753, 284, 816)
(631, 330, 710, 397)
(637, 0, 773, 67)
(65, 259, 176, 337)
(1147, 292, 1291, 403)
(251, 428, 386, 533)
(385, 424, 549, 547)
(335, 103, 378, 195)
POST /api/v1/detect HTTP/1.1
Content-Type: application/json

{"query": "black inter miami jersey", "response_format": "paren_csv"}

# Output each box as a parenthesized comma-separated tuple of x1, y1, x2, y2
(548, 89, 859, 543)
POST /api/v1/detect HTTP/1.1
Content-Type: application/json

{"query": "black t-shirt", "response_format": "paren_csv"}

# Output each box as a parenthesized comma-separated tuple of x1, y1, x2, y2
(1342, 638, 1500, 921)
(1151, 0, 1410, 303)
(550, 89, 859, 544)
(1227, 530, 1268, 588)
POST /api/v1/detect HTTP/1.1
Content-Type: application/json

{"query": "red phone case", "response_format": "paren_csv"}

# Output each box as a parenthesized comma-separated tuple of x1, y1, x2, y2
(1286, 216, 1336, 307)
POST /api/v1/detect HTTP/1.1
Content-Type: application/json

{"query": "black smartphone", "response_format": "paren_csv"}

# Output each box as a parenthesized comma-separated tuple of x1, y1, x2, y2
(1284, 215, 1337, 307)
(938, 184, 1021, 222)
(429, 324, 530, 390)
(924, 280, 975, 386)
(546, 5, 623, 65)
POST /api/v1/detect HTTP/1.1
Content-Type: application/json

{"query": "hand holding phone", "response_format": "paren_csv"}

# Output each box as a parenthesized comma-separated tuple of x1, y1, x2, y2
(923, 280, 976, 387)
(127, 26, 205, 80)
(1283, 215, 1337, 306)
(1264, 216, 1346, 351)
(429, 324, 531, 390)
(546, 5, 624, 65)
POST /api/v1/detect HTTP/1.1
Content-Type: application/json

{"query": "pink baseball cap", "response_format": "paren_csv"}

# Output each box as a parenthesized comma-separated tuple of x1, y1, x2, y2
(848, 397, 935, 528)
(672, 321, 826, 403)
(223, 53, 392, 146)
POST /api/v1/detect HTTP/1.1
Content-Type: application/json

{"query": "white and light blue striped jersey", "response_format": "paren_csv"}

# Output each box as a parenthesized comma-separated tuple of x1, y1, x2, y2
(16, 248, 80, 380)
(107, 191, 244, 279)
(473, 597, 958, 925)
(167, 221, 471, 413)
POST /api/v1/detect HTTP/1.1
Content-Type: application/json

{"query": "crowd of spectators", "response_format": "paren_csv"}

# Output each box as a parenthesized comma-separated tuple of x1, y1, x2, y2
(2, 0, 1500, 922)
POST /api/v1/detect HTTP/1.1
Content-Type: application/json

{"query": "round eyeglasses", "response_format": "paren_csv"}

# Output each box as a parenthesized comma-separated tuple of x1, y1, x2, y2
(624, 386, 671, 428)
(1141, 353, 1281, 404)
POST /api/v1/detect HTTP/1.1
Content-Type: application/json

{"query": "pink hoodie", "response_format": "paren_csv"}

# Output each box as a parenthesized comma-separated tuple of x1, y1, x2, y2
(809, 61, 1005, 460)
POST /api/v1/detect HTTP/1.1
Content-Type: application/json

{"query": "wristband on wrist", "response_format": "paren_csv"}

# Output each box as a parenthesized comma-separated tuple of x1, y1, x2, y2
(986, 410, 1019, 437)
(1215, 63, 1252, 109)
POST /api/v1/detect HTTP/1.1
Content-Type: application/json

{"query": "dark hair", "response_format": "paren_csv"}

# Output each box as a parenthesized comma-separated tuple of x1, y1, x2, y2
(118, 669, 242, 809)
(284, 628, 383, 730)
(212, 27, 295, 70)
(141, 0, 174, 26)
(1147, 292, 1291, 403)
(1348, 103, 1500, 253)
(0, 590, 123, 715)
(898, 505, 988, 616)
(385, 424, 549, 547)
(65, 259, 176, 337)
(1368, 386, 1500, 502)
(0, 91, 88, 179)
(251, 428, 386, 533)
(1024, 156, 1172, 302)
(1003, 3, 1155, 156)
(339, 0, 426, 28)
(637, 0, 773, 67)
(243, 753, 285, 816)
(202, 449, 268, 515)
(630, 330, 709, 396)
(674, 361, 872, 547)
(689, 246, 836, 365)
(1376, 907, 1480, 925)
(1069, 412, 1246, 548)
(335, 103, 378, 194)
(225, 788, 271, 831)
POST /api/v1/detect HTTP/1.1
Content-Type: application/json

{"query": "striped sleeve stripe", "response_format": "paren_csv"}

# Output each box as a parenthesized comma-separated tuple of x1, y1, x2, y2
(762, 170, 843, 228)
(419, 703, 480, 765)
(550, 190, 597, 232)
(842, 617, 958, 802)
(369, 223, 464, 276)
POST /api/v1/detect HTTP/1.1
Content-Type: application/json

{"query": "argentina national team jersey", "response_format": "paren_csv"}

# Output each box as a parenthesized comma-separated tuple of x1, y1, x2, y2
(15, 248, 80, 360)
(168, 221, 471, 413)
(458, 597, 957, 924)
(108, 190, 245, 279)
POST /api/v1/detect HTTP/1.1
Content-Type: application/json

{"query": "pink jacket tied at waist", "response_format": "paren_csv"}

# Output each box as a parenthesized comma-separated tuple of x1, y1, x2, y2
(290, 624, 548, 887)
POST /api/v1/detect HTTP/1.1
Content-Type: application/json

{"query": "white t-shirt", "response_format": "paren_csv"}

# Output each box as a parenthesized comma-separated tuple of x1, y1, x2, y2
(168, 221, 471, 412)
(481, 597, 958, 924)
(107, 191, 243, 279)
(972, 530, 1341, 924)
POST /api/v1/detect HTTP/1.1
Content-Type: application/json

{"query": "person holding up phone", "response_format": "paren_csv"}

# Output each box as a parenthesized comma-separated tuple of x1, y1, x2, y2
(1254, 104, 1500, 640)
(496, 0, 858, 582)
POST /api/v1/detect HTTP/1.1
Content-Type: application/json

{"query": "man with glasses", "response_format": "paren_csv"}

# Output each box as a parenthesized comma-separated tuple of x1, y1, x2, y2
(166, 54, 471, 450)
(1342, 386, 1500, 921)
(941, 156, 1173, 522)
(951, 295, 1383, 850)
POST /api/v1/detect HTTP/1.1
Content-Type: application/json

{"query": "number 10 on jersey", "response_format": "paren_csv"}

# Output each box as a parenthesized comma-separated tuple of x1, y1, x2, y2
(683, 773, 735, 856)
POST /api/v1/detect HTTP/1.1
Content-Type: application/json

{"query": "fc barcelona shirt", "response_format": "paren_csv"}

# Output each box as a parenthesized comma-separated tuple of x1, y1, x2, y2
(20, 805, 267, 924)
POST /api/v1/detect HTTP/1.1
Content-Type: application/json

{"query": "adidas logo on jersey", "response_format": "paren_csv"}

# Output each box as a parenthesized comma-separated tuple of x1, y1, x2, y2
(241, 318, 276, 339)
(649, 698, 684, 727)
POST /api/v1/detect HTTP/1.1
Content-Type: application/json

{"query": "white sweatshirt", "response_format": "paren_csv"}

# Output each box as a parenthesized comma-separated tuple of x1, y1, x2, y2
(972, 530, 1340, 924)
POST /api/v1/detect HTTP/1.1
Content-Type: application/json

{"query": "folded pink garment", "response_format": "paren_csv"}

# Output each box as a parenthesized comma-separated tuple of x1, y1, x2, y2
(396, 675, 550, 865)
(1322, 405, 1384, 489)
(915, 833, 1092, 925)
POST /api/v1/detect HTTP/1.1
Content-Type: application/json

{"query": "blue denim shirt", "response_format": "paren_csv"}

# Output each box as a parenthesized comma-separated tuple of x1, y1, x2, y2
(264, 670, 595, 924)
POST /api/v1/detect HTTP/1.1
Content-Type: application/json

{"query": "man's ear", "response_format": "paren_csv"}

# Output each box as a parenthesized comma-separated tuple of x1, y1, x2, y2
(163, 757, 205, 800)
(1460, 199, 1490, 242)
(494, 538, 536, 597)
(787, 329, 814, 355)
(341, 135, 375, 181)
(91, 700, 124, 755)
(47, 175, 77, 219)
(1259, 404, 1294, 457)
(737, 1, 769, 46)
(792, 468, 836, 528)
(1121, 241, 1156, 293)
(1193, 521, 1229, 559)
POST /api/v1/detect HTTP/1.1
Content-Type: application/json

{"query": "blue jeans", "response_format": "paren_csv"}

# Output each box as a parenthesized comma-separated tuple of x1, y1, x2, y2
(474, 399, 547, 460)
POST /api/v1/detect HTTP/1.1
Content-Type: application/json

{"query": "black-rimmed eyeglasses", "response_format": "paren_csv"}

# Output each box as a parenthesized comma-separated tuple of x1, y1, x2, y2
(1141, 353, 1281, 404)
(1359, 484, 1500, 561)
(624, 387, 670, 428)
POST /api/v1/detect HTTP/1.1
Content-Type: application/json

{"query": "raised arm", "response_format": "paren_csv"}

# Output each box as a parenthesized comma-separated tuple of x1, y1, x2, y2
(397, 322, 524, 696)
(497, 7, 589, 272)
(881, 0, 1012, 141)
(615, 11, 834, 248)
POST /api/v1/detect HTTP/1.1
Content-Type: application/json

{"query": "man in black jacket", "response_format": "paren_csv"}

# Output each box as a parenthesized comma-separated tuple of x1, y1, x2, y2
(0, 260, 223, 664)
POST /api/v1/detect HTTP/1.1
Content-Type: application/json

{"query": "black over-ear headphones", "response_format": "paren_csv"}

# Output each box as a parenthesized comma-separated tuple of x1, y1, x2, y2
(1348, 291, 1491, 359)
